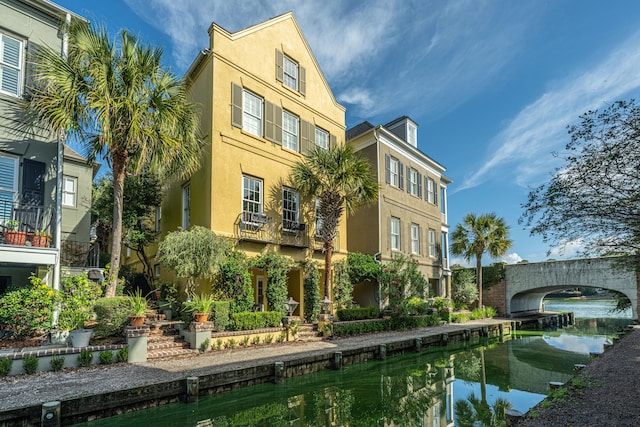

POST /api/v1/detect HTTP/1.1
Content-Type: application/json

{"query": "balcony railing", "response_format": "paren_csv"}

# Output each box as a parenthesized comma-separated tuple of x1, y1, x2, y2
(236, 212, 311, 248)
(60, 240, 100, 268)
(0, 199, 53, 248)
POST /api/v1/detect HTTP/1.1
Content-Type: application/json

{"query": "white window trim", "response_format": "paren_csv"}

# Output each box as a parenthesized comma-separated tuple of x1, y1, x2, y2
(282, 187, 300, 231)
(62, 176, 77, 207)
(315, 127, 329, 150)
(408, 168, 419, 196)
(411, 223, 420, 254)
(154, 264, 161, 277)
(390, 217, 401, 251)
(242, 89, 263, 137)
(0, 33, 24, 98)
(389, 157, 399, 187)
(283, 55, 299, 91)
(429, 229, 436, 257)
(282, 110, 299, 152)
(242, 175, 263, 215)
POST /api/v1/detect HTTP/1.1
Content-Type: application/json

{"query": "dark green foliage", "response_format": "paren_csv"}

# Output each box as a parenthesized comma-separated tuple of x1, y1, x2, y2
(0, 276, 56, 338)
(303, 261, 321, 322)
(58, 273, 102, 330)
(347, 252, 381, 283)
(379, 255, 428, 314)
(22, 355, 38, 374)
(471, 306, 497, 320)
(252, 252, 291, 315)
(0, 357, 12, 376)
(482, 263, 506, 288)
(116, 347, 128, 363)
(337, 306, 380, 321)
(388, 315, 431, 331)
(231, 311, 282, 330)
(452, 313, 471, 323)
(99, 351, 113, 364)
(333, 261, 354, 309)
(400, 297, 430, 315)
(78, 350, 93, 367)
(211, 301, 230, 331)
(93, 297, 130, 338)
(452, 267, 478, 310)
(50, 355, 64, 371)
(332, 319, 389, 336)
(217, 250, 253, 314)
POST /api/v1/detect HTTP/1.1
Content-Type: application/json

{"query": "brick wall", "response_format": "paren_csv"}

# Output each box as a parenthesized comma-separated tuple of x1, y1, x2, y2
(484, 280, 506, 316)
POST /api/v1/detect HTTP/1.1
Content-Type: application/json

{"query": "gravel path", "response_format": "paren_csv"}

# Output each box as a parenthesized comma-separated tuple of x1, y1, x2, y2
(515, 326, 640, 427)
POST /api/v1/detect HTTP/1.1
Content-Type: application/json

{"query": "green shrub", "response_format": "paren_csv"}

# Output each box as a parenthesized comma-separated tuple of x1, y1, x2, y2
(211, 301, 230, 331)
(388, 315, 429, 330)
(78, 350, 93, 367)
(337, 306, 380, 321)
(23, 355, 38, 374)
(217, 250, 253, 314)
(332, 319, 389, 336)
(303, 261, 321, 323)
(471, 306, 497, 320)
(277, 331, 286, 342)
(452, 313, 471, 323)
(93, 297, 130, 338)
(265, 334, 274, 344)
(0, 357, 12, 376)
(231, 311, 282, 330)
(451, 268, 478, 310)
(99, 351, 113, 364)
(0, 276, 56, 338)
(200, 338, 210, 352)
(59, 274, 102, 330)
(50, 355, 65, 371)
(225, 338, 237, 349)
(215, 338, 223, 350)
(251, 336, 260, 345)
(241, 335, 250, 346)
(116, 347, 128, 363)
(431, 297, 452, 311)
(401, 297, 429, 315)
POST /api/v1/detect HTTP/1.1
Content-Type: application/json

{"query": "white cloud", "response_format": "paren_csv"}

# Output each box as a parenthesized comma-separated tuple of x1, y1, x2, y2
(450, 257, 474, 268)
(501, 252, 523, 265)
(456, 30, 640, 193)
(548, 238, 585, 259)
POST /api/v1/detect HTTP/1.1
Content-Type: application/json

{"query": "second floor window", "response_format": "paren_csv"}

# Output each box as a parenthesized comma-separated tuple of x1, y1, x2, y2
(0, 33, 23, 97)
(390, 217, 400, 251)
(315, 127, 329, 150)
(411, 223, 420, 254)
(282, 187, 299, 231)
(282, 110, 299, 152)
(429, 229, 436, 257)
(407, 167, 422, 197)
(243, 89, 263, 137)
(0, 154, 18, 210)
(426, 177, 438, 205)
(243, 175, 263, 214)
(62, 176, 77, 207)
(385, 154, 404, 190)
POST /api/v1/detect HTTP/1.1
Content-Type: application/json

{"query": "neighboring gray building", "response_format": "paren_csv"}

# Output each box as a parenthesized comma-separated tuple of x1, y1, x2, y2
(0, 0, 97, 291)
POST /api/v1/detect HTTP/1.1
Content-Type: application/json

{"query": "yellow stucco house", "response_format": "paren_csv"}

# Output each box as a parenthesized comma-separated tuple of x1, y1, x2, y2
(149, 13, 347, 316)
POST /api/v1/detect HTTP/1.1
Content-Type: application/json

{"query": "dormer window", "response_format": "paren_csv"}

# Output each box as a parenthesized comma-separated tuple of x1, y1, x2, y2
(407, 122, 417, 147)
(276, 49, 306, 95)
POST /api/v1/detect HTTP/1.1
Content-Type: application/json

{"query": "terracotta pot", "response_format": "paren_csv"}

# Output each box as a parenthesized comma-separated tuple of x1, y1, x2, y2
(32, 234, 50, 248)
(128, 315, 145, 327)
(5, 230, 26, 246)
(154, 290, 162, 300)
(194, 313, 209, 322)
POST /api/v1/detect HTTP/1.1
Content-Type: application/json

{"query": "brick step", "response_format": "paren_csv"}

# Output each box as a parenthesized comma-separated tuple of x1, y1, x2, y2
(147, 347, 198, 361)
(147, 340, 191, 351)
(147, 335, 185, 345)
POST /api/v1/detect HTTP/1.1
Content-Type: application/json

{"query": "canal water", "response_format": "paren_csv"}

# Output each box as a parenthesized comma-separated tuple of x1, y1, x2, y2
(76, 299, 631, 427)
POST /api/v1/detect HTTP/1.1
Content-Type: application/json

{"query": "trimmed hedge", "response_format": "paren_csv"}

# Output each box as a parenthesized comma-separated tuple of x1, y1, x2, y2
(331, 313, 441, 337)
(231, 311, 282, 331)
(211, 301, 230, 331)
(337, 306, 380, 321)
(94, 297, 130, 338)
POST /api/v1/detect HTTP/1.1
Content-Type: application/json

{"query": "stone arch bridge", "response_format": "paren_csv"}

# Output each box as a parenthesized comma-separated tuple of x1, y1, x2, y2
(501, 257, 640, 320)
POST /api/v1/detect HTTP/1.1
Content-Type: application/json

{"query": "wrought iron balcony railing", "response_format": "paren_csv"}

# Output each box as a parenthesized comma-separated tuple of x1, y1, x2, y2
(0, 199, 53, 248)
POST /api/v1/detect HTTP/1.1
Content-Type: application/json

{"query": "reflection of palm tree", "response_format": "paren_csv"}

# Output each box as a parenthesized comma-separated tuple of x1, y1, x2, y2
(455, 349, 512, 427)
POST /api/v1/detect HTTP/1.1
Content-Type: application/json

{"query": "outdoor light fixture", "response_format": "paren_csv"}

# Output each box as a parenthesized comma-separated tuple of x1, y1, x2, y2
(284, 297, 299, 316)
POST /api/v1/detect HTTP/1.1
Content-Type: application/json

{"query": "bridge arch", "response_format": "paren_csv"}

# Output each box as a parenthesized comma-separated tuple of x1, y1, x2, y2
(505, 257, 638, 320)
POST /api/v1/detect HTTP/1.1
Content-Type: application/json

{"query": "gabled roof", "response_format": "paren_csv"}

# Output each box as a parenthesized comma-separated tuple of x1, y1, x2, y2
(346, 121, 374, 140)
(20, 0, 87, 22)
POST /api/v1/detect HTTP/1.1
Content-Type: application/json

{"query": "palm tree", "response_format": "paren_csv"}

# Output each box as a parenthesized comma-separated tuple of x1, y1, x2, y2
(290, 144, 378, 304)
(25, 22, 202, 296)
(451, 213, 512, 308)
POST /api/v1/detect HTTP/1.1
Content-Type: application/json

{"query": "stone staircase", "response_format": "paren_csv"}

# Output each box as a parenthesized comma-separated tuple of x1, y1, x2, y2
(297, 323, 323, 342)
(146, 321, 197, 360)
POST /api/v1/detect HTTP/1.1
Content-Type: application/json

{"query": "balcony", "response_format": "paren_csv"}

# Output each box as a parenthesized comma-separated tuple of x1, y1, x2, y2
(237, 211, 276, 243)
(0, 200, 53, 247)
(60, 240, 100, 268)
(281, 221, 308, 248)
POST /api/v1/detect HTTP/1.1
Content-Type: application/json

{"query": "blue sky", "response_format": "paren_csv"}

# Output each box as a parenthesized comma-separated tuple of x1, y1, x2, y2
(55, 0, 640, 266)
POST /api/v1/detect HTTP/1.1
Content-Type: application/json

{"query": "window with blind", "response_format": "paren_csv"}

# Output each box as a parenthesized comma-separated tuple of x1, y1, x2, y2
(0, 33, 23, 97)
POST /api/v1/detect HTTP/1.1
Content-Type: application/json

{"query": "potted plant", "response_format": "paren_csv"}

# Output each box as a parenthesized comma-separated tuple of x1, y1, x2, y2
(32, 229, 51, 248)
(4, 219, 26, 246)
(67, 312, 93, 347)
(127, 289, 148, 326)
(182, 293, 215, 322)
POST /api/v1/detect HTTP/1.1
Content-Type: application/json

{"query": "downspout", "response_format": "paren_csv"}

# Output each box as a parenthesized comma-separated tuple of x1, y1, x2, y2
(374, 127, 383, 310)
(52, 13, 71, 293)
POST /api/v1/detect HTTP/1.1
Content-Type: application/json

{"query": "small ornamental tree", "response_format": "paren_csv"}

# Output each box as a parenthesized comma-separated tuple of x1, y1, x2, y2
(157, 226, 230, 297)
(333, 260, 354, 309)
(347, 252, 381, 284)
(451, 267, 478, 310)
(378, 255, 428, 314)
(252, 251, 291, 315)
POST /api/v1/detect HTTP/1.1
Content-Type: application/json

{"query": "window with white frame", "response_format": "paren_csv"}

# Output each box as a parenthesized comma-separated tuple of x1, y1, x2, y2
(427, 177, 437, 204)
(62, 176, 77, 207)
(407, 122, 417, 147)
(242, 175, 262, 214)
(283, 55, 299, 91)
(282, 187, 299, 231)
(390, 217, 401, 251)
(154, 264, 161, 277)
(243, 89, 263, 137)
(408, 167, 420, 196)
(315, 127, 329, 150)
(155, 206, 161, 232)
(0, 33, 23, 97)
(282, 110, 299, 152)
(182, 183, 190, 229)
(315, 198, 323, 237)
(429, 229, 436, 257)
(389, 157, 400, 187)
(411, 223, 420, 254)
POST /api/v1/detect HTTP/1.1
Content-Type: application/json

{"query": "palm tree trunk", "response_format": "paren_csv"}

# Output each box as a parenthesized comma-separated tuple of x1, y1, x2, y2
(476, 254, 483, 308)
(324, 239, 333, 301)
(105, 156, 127, 297)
